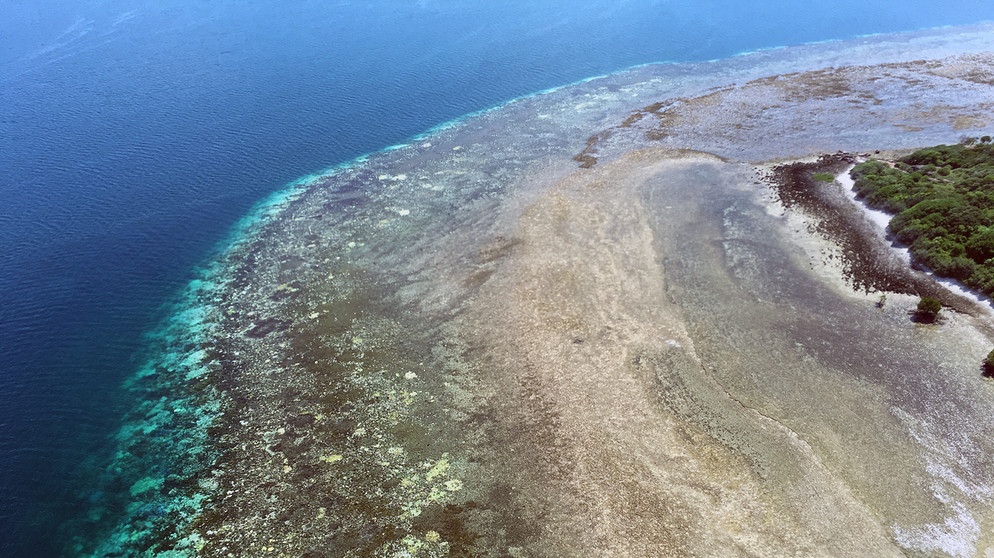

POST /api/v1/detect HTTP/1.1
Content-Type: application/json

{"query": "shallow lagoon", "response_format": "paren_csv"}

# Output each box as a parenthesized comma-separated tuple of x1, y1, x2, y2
(60, 24, 994, 556)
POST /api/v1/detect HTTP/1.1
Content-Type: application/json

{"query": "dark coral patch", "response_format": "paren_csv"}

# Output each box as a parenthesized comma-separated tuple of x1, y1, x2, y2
(244, 317, 292, 338)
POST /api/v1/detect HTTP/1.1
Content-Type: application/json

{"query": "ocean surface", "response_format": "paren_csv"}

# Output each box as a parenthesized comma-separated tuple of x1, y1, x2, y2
(2, 1, 994, 555)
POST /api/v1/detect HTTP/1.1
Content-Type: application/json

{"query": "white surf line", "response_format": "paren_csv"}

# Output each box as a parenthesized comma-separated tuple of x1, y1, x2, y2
(836, 166, 994, 316)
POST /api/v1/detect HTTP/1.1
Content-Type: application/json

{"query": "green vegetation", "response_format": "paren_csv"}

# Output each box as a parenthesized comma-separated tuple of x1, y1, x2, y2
(812, 172, 836, 183)
(984, 348, 994, 377)
(850, 139, 994, 296)
(915, 296, 942, 322)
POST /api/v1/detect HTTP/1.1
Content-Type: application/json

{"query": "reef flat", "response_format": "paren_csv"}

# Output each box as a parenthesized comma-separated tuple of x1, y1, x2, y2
(82, 25, 994, 557)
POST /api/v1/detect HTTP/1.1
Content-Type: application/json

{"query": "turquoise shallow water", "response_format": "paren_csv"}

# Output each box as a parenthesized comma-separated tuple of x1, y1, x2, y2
(64, 24, 994, 555)
(3, 1, 994, 555)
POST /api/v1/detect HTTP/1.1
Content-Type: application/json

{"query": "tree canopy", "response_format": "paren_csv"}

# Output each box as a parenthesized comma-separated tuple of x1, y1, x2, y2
(850, 140, 994, 296)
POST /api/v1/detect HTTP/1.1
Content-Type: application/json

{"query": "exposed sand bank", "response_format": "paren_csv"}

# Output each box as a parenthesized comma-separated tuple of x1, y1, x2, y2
(462, 149, 906, 556)
(93, 25, 994, 558)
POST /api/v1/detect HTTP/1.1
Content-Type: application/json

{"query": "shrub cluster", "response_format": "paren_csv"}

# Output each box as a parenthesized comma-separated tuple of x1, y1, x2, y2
(915, 296, 942, 323)
(850, 139, 994, 296)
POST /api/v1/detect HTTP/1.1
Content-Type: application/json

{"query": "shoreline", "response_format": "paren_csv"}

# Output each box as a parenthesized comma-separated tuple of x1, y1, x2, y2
(837, 165, 994, 315)
(71, 27, 994, 557)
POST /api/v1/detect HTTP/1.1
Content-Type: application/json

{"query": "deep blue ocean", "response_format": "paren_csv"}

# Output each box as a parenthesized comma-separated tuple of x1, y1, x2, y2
(2, 1, 993, 555)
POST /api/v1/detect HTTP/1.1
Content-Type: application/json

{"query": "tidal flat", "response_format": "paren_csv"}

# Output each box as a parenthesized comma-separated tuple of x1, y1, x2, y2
(85, 24, 994, 557)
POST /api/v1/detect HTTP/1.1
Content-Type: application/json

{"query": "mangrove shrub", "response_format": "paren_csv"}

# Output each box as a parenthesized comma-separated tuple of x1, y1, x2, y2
(850, 141, 994, 297)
